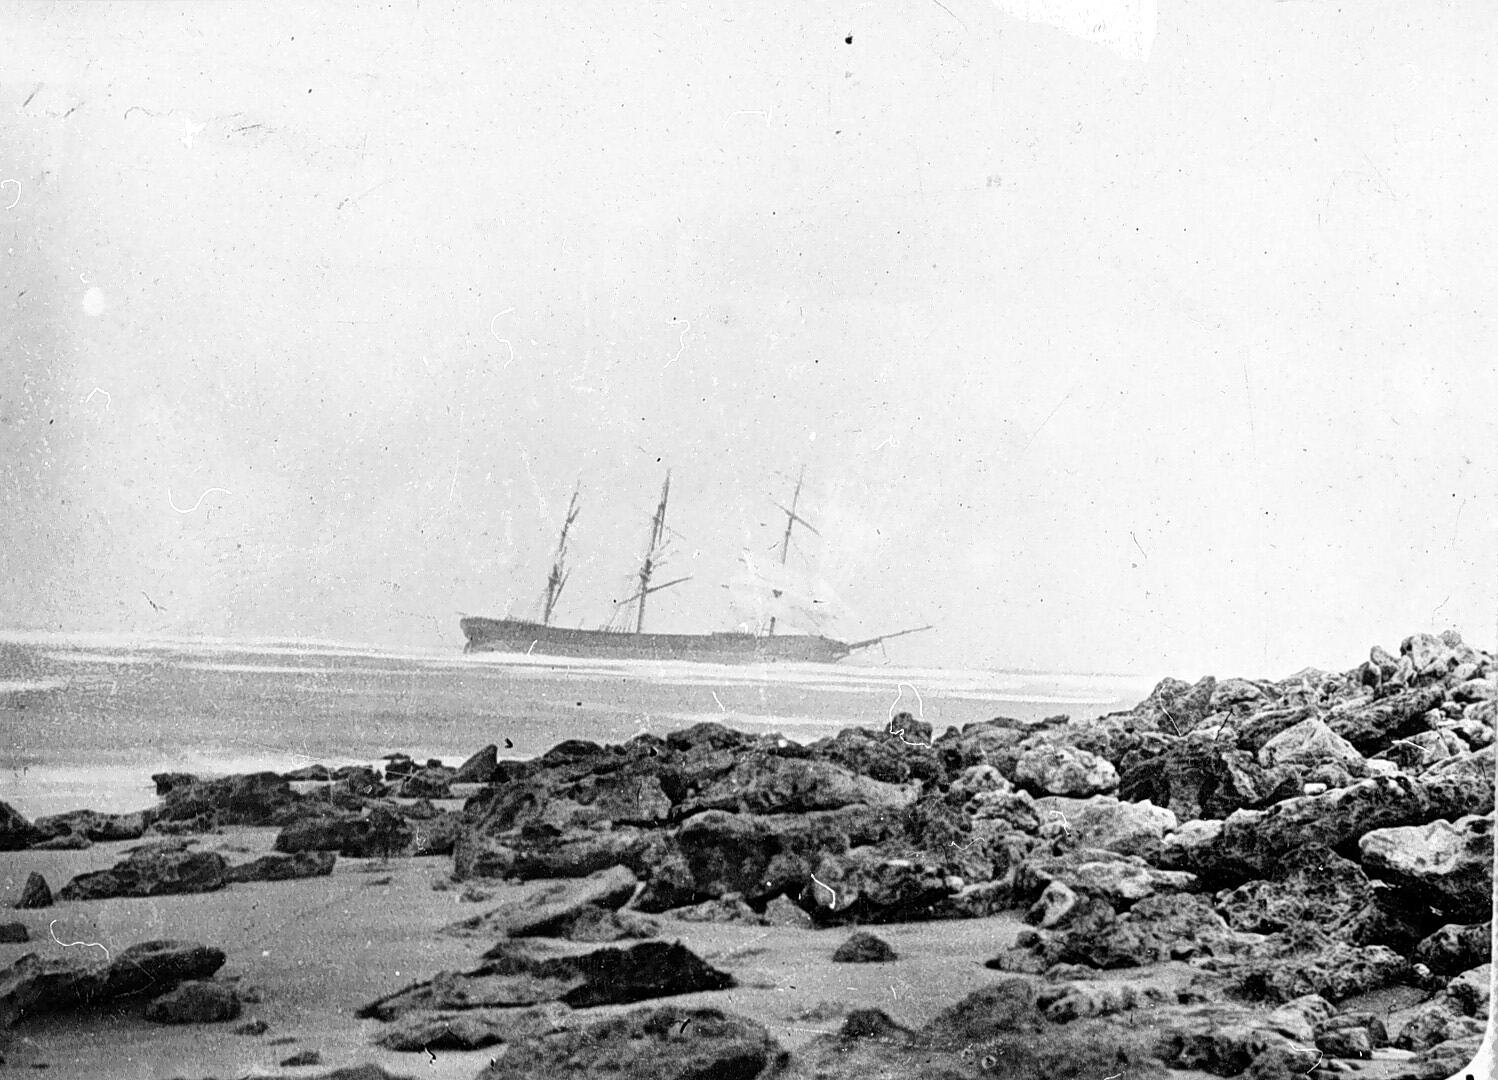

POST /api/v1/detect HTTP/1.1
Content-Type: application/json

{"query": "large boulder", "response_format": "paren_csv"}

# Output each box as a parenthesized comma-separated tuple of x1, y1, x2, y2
(102, 940, 227, 998)
(1014, 742, 1118, 796)
(274, 807, 414, 859)
(1031, 796, 1177, 861)
(806, 725, 942, 785)
(0, 939, 225, 1026)
(1413, 922, 1491, 976)
(58, 848, 229, 901)
(453, 744, 500, 784)
(1358, 814, 1493, 922)
(997, 893, 1244, 971)
(832, 931, 898, 963)
(1016, 848, 1196, 909)
(1326, 686, 1445, 754)
(796, 849, 955, 925)
(1222, 926, 1408, 1004)
(1213, 846, 1375, 935)
(1257, 717, 1365, 772)
(154, 771, 309, 828)
(1118, 738, 1301, 821)
(470, 1005, 786, 1080)
(399, 766, 455, 800)
(681, 754, 916, 817)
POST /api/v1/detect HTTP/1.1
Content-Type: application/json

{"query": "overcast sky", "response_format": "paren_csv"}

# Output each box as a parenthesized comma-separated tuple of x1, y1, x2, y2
(2, 0, 1493, 678)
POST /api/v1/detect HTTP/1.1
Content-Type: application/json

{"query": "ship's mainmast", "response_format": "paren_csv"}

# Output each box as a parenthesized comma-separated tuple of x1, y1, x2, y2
(769, 464, 819, 635)
(539, 485, 580, 626)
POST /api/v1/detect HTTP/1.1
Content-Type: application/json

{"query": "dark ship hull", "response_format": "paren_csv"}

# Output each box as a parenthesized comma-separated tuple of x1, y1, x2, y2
(460, 616, 853, 664)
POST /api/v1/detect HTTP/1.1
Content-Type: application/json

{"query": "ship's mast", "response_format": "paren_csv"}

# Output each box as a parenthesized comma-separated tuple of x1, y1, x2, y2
(769, 465, 818, 636)
(636, 472, 671, 633)
(540, 485, 580, 626)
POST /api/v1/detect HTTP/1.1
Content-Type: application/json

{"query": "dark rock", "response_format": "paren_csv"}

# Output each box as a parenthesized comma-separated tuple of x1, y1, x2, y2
(224, 850, 336, 883)
(32, 810, 148, 844)
(1225, 926, 1407, 1004)
(557, 906, 661, 943)
(1122, 676, 1219, 735)
(333, 765, 390, 797)
(832, 931, 897, 963)
(143, 980, 241, 1023)
(280, 1049, 323, 1066)
(273, 815, 363, 854)
(0, 952, 108, 1025)
(13, 873, 51, 909)
(806, 725, 941, 785)
(1358, 813, 1493, 923)
(31, 831, 92, 850)
(407, 810, 463, 856)
(669, 895, 768, 926)
(1327, 686, 1445, 754)
(453, 744, 499, 784)
(442, 865, 639, 938)
(796, 848, 954, 925)
(0, 801, 40, 851)
(1214, 846, 1375, 935)
(151, 772, 197, 796)
(1393, 1003, 1487, 1052)
(361, 941, 733, 1020)
(375, 1005, 569, 1050)
(1003, 893, 1243, 971)
(1117, 738, 1301, 821)
(921, 978, 1043, 1044)
(1412, 922, 1491, 976)
(470, 1005, 786, 1080)
(275, 807, 413, 859)
(103, 940, 228, 998)
(58, 849, 229, 900)
(399, 766, 455, 800)
(0, 923, 27, 943)
(234, 1018, 270, 1035)
(681, 754, 915, 817)
(1315, 1027, 1372, 1058)
(382, 754, 416, 778)
(1315, 1012, 1388, 1051)
(1396, 1034, 1486, 1080)
(283, 764, 333, 781)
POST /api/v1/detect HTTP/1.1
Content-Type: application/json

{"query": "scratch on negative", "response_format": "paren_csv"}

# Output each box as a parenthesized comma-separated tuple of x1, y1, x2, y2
(711, 691, 726, 712)
(50, 920, 110, 963)
(887, 683, 932, 745)
(167, 487, 231, 514)
(1, 180, 19, 210)
(809, 873, 838, 908)
(664, 318, 691, 368)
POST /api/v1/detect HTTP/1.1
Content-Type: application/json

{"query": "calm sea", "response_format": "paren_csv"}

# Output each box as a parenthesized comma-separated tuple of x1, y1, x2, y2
(0, 633, 1152, 818)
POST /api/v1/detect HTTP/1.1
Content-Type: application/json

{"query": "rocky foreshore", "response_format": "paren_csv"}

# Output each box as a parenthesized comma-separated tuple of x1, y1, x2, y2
(0, 630, 1491, 1079)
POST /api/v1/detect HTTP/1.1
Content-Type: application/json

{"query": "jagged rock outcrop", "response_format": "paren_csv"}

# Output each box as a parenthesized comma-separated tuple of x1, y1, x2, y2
(1358, 814, 1493, 923)
(58, 847, 229, 901)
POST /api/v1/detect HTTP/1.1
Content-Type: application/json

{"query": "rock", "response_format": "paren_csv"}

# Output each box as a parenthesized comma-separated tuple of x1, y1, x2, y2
(273, 815, 363, 854)
(683, 754, 917, 817)
(1008, 893, 1244, 970)
(798, 849, 954, 925)
(235, 1018, 270, 1035)
(32, 809, 148, 844)
(0, 801, 41, 851)
(0, 952, 108, 1025)
(1327, 687, 1445, 754)
(1440, 963, 1491, 1018)
(103, 940, 228, 997)
(280, 1049, 323, 1066)
(1412, 922, 1491, 975)
(1226, 927, 1407, 1004)
(556, 906, 661, 943)
(13, 873, 51, 909)
(31, 831, 92, 850)
(1032, 795, 1177, 861)
(1125, 676, 1219, 735)
(224, 850, 337, 883)
(151, 772, 197, 796)
(1358, 814, 1493, 922)
(407, 811, 463, 856)
(1194, 755, 1493, 881)
(1014, 743, 1118, 796)
(276, 807, 414, 859)
(58, 848, 229, 900)
(1316, 1027, 1373, 1059)
(359, 941, 734, 1020)
(1392, 1005, 1486, 1052)
(470, 1005, 786, 1080)
(806, 725, 942, 785)
(1147, 1001, 1318, 1078)
(1118, 739, 1301, 821)
(454, 744, 499, 784)
(1035, 981, 1172, 1023)
(669, 895, 768, 926)
(1397, 1034, 1486, 1080)
(921, 978, 1043, 1044)
(1017, 848, 1197, 908)
(283, 764, 333, 781)
(1258, 717, 1366, 772)
(155, 771, 309, 828)
(1025, 881, 1080, 929)
(333, 765, 390, 797)
(375, 1004, 570, 1050)
(1214, 846, 1376, 935)
(1315, 1012, 1389, 1051)
(832, 931, 897, 963)
(0, 923, 27, 943)
(399, 766, 454, 800)
(443, 865, 639, 938)
(143, 980, 242, 1023)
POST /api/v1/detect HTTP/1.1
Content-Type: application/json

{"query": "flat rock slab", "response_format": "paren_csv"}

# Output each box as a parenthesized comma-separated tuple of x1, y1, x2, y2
(0, 939, 225, 1026)
(443, 865, 640, 939)
(359, 941, 733, 1020)
(58, 849, 229, 901)
(374, 1004, 571, 1051)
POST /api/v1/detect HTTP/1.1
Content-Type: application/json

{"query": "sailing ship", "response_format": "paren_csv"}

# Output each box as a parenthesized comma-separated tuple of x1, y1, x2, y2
(459, 470, 929, 663)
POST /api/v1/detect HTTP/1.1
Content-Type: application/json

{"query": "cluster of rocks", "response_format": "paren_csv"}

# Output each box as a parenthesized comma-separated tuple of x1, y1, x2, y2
(1, 630, 1490, 1079)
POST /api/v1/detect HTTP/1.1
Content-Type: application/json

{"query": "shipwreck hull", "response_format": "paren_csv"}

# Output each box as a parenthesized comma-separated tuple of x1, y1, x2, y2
(459, 616, 852, 664)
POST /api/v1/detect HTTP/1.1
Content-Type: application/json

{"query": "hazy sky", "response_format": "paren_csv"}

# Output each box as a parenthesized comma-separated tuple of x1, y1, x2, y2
(3, 0, 1493, 678)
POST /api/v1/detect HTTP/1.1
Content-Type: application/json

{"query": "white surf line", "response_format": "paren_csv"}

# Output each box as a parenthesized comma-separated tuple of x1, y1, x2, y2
(50, 920, 110, 963)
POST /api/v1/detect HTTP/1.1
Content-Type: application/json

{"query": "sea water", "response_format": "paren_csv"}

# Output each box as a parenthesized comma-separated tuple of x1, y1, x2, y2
(0, 632, 1154, 818)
